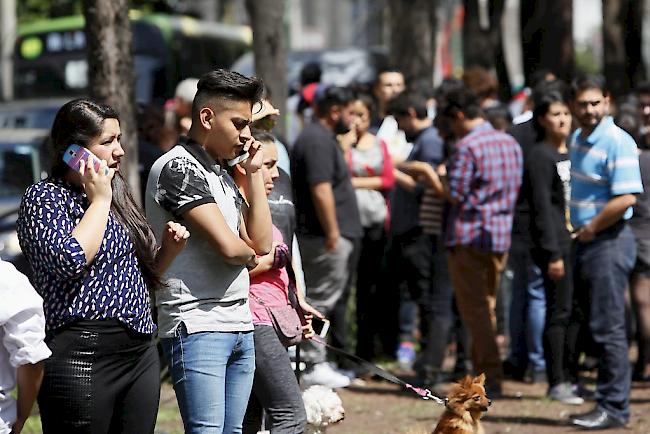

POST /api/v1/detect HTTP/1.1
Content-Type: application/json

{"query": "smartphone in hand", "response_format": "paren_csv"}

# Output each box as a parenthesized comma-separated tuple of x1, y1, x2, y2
(227, 150, 249, 167)
(63, 144, 102, 173)
(311, 317, 330, 339)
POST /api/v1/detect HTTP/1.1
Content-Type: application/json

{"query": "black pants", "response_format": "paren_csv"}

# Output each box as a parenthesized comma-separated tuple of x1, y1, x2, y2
(533, 249, 580, 387)
(420, 237, 453, 370)
(38, 319, 160, 434)
(355, 224, 388, 360)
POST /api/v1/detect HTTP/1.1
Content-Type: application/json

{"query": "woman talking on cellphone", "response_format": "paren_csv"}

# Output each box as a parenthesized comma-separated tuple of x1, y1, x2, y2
(16, 98, 189, 433)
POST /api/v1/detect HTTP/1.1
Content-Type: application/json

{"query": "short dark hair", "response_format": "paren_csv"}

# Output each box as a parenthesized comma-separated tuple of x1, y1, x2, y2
(387, 91, 428, 119)
(532, 79, 568, 108)
(300, 62, 322, 86)
(374, 67, 404, 86)
(192, 69, 264, 118)
(314, 86, 355, 117)
(434, 77, 464, 102)
(438, 86, 483, 120)
(251, 129, 276, 144)
(528, 69, 556, 89)
(484, 104, 512, 131)
(570, 74, 608, 99)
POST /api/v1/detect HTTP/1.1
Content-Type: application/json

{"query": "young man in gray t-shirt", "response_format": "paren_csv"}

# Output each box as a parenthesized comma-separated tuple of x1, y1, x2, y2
(146, 69, 272, 433)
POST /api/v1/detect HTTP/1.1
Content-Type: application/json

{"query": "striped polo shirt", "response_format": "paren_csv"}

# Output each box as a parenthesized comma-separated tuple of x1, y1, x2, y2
(570, 116, 643, 228)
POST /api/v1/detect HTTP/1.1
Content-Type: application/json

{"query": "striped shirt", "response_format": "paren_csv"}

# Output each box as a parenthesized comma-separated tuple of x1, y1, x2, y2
(569, 116, 643, 228)
(445, 122, 523, 252)
(420, 184, 446, 235)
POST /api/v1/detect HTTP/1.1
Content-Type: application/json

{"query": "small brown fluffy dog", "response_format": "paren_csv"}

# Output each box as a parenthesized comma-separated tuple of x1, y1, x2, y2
(432, 374, 491, 434)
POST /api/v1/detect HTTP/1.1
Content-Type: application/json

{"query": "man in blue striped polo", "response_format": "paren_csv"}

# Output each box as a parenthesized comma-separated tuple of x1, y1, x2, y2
(569, 74, 643, 430)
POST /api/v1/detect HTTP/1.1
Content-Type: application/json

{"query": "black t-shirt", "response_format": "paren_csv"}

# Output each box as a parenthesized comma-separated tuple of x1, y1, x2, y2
(507, 120, 536, 246)
(630, 150, 650, 239)
(290, 121, 363, 239)
(526, 143, 571, 262)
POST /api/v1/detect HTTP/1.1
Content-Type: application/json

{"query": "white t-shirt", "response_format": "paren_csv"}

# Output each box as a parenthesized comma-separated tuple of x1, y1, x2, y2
(0, 260, 50, 433)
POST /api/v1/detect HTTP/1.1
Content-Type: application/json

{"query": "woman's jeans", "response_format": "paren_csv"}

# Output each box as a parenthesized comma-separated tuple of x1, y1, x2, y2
(507, 239, 547, 376)
(161, 324, 255, 434)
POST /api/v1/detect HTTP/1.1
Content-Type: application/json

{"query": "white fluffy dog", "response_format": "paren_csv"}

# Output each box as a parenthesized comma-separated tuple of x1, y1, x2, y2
(302, 385, 345, 433)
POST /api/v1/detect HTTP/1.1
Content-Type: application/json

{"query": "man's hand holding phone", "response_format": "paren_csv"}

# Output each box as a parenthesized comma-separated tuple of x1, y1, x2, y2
(236, 138, 264, 173)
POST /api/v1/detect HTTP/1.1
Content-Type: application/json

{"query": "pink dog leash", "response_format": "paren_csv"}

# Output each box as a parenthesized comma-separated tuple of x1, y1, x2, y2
(310, 335, 447, 406)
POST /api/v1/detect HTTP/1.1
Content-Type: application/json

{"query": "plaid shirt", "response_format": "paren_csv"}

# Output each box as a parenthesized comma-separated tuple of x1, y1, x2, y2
(445, 122, 523, 252)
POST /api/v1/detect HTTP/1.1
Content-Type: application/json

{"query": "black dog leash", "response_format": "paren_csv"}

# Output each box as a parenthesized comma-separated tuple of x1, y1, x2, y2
(310, 335, 447, 406)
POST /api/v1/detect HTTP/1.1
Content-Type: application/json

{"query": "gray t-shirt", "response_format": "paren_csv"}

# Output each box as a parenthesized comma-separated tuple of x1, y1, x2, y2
(145, 137, 253, 337)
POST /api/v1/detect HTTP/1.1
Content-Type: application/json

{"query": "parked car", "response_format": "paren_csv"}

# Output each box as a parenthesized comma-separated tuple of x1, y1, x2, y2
(0, 98, 69, 130)
(0, 128, 50, 275)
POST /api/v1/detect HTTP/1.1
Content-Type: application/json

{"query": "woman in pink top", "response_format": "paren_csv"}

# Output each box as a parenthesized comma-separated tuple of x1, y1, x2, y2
(236, 131, 323, 434)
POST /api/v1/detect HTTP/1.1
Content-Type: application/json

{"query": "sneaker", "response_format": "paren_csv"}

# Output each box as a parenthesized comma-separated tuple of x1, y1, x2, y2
(572, 383, 596, 401)
(301, 362, 351, 389)
(548, 382, 584, 405)
(396, 342, 416, 371)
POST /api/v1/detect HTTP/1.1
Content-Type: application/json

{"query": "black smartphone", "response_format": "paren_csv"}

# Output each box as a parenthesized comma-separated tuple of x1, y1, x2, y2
(311, 318, 330, 338)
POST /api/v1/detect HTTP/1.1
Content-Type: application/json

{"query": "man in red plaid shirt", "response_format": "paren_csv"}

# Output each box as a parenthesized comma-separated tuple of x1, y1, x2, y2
(433, 85, 523, 395)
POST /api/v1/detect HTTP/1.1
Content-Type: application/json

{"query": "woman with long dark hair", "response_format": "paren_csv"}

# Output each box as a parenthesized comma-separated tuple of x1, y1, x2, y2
(339, 93, 395, 362)
(527, 88, 582, 404)
(17, 98, 189, 433)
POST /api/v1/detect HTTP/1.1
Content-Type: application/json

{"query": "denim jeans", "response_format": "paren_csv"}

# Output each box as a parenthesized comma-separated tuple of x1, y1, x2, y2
(507, 239, 547, 374)
(573, 223, 636, 423)
(162, 325, 255, 434)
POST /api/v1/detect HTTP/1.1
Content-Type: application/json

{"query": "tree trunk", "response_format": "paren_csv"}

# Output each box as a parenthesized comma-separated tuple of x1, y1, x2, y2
(521, 0, 573, 83)
(463, 0, 504, 70)
(625, 0, 645, 90)
(463, 0, 509, 96)
(603, 0, 643, 96)
(245, 0, 287, 138)
(81, 0, 139, 203)
(387, 0, 438, 87)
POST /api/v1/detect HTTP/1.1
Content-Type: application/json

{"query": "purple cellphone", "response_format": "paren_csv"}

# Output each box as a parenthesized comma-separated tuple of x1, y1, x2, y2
(63, 144, 102, 173)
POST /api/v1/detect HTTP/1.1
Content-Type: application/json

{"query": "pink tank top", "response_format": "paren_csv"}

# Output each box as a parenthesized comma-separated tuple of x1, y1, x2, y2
(248, 225, 291, 326)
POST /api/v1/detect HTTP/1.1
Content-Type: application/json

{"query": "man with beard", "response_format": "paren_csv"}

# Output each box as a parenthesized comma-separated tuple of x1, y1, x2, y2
(291, 86, 363, 388)
(568, 75, 643, 430)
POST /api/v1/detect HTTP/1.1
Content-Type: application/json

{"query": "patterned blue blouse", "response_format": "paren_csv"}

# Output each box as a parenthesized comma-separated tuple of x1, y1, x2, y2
(17, 179, 155, 334)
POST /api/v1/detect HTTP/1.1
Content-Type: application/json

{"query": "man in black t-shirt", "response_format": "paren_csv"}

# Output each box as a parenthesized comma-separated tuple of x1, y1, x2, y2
(291, 86, 362, 388)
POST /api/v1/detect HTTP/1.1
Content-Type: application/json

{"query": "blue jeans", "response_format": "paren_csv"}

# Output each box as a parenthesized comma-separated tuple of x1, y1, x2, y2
(574, 223, 636, 423)
(162, 325, 256, 434)
(507, 240, 547, 374)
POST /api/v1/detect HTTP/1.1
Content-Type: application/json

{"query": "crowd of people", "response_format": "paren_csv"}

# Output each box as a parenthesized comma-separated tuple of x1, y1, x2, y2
(2, 62, 650, 434)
